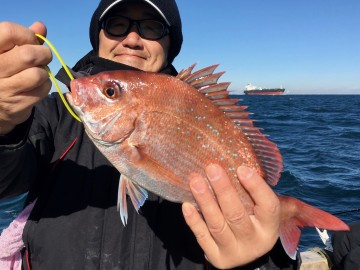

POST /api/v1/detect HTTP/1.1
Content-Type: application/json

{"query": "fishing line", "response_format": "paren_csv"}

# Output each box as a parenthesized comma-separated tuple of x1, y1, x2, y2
(35, 34, 81, 122)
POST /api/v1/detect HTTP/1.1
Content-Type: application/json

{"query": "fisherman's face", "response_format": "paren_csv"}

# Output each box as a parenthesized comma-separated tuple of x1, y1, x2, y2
(98, 2, 170, 72)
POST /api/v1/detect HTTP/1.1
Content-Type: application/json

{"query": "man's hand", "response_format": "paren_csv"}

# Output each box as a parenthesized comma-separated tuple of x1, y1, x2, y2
(0, 21, 52, 134)
(182, 164, 281, 269)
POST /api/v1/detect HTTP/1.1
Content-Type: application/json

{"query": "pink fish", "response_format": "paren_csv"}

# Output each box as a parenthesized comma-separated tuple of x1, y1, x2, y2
(66, 64, 349, 259)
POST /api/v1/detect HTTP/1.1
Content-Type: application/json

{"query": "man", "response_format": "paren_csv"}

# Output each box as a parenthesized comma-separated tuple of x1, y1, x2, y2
(0, 0, 282, 269)
(332, 221, 360, 270)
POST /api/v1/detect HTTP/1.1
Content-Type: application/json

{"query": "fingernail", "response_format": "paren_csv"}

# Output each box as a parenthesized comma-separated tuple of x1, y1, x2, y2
(182, 203, 193, 216)
(190, 178, 206, 193)
(237, 166, 254, 179)
(205, 163, 221, 182)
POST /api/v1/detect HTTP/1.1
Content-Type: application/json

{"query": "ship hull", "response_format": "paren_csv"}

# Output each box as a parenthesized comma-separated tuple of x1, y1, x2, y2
(244, 89, 285, 95)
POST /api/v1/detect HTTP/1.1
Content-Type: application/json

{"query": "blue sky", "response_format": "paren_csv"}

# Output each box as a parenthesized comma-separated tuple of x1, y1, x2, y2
(2, 0, 360, 94)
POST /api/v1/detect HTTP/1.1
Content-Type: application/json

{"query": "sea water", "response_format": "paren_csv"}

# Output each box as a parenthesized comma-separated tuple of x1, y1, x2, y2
(239, 94, 360, 251)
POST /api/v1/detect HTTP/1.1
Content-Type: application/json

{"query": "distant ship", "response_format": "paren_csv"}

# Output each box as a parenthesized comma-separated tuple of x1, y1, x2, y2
(244, 83, 285, 95)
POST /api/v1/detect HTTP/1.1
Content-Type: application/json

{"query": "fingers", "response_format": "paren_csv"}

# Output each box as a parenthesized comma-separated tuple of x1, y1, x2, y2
(0, 21, 52, 134)
(183, 171, 230, 246)
(182, 164, 253, 260)
(182, 173, 223, 261)
(182, 164, 281, 268)
(0, 22, 45, 53)
(205, 164, 252, 231)
(237, 166, 280, 232)
(0, 21, 51, 77)
(0, 67, 51, 123)
(2, 66, 51, 97)
(188, 170, 228, 230)
(182, 202, 218, 252)
(0, 44, 52, 78)
(28, 21, 47, 39)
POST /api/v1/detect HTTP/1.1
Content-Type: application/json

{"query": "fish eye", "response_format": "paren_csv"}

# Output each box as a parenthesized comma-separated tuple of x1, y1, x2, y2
(105, 87, 115, 97)
(103, 81, 122, 99)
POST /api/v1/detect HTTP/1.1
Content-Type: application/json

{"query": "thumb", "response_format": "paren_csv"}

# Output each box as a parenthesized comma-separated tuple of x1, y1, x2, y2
(29, 21, 47, 43)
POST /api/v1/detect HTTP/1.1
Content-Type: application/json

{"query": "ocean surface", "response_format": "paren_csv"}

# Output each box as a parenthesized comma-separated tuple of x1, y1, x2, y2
(237, 94, 360, 251)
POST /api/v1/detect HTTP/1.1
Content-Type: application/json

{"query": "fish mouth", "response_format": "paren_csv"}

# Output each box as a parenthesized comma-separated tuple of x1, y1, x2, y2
(66, 79, 90, 120)
(65, 92, 83, 119)
(65, 92, 74, 105)
(68, 80, 81, 106)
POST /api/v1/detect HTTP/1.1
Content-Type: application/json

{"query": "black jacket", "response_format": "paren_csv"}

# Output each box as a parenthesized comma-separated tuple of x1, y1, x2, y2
(0, 57, 296, 270)
(0, 57, 207, 270)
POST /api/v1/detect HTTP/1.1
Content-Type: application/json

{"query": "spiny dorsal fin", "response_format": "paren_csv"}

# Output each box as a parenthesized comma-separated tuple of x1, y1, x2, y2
(177, 63, 196, 81)
(177, 63, 283, 186)
(177, 64, 219, 83)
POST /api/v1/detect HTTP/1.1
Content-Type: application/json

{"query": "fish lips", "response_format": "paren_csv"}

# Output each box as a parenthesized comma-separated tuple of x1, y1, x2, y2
(68, 80, 82, 106)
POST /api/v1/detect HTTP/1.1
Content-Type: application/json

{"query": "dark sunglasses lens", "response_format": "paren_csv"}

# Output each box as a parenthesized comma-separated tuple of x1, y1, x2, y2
(104, 17, 167, 40)
(105, 17, 129, 36)
(139, 20, 166, 40)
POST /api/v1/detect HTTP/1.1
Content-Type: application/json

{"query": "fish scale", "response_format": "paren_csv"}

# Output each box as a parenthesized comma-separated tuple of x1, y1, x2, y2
(130, 108, 256, 208)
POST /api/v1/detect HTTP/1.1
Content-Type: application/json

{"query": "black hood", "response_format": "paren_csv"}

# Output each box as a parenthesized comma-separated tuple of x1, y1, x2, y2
(89, 0, 183, 65)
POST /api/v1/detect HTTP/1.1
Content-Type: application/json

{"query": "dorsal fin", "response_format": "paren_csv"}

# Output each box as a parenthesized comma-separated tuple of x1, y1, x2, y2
(177, 64, 219, 83)
(177, 63, 283, 186)
(177, 63, 196, 81)
(198, 82, 231, 94)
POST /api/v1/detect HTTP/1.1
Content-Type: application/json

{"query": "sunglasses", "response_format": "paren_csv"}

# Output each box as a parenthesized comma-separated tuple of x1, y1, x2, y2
(101, 16, 169, 41)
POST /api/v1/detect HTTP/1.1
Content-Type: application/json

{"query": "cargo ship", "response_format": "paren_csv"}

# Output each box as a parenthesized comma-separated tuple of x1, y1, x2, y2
(244, 83, 285, 95)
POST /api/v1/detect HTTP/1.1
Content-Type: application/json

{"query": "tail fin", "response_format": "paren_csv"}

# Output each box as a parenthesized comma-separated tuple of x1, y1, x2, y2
(278, 195, 350, 260)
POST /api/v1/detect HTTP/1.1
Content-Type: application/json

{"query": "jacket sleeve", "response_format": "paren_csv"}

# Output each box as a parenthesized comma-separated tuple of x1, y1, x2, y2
(0, 117, 38, 200)
(0, 94, 60, 200)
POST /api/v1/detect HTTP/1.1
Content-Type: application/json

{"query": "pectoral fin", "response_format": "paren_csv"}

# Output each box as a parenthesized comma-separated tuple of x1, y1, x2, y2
(117, 175, 148, 226)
